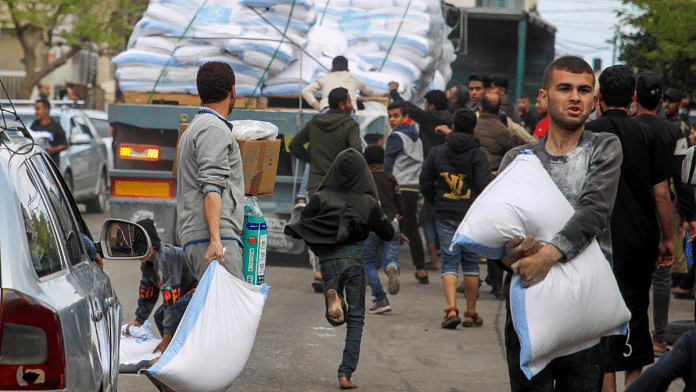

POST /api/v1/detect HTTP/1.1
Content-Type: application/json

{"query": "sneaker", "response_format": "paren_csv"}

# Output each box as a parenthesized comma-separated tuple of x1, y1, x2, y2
(311, 276, 323, 293)
(387, 264, 400, 295)
(369, 298, 392, 314)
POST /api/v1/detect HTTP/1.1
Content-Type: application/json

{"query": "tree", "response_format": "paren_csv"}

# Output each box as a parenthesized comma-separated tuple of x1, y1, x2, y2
(620, 0, 696, 97)
(0, 0, 146, 98)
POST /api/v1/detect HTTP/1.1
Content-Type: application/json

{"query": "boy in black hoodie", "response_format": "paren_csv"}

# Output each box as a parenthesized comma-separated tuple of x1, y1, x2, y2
(285, 148, 394, 389)
(420, 108, 495, 329)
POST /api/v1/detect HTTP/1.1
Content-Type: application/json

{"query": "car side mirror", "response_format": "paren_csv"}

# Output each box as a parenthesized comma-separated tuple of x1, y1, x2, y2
(71, 133, 91, 145)
(100, 219, 152, 259)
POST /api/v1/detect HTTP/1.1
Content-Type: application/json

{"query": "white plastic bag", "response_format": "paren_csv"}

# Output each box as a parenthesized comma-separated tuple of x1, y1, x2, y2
(452, 152, 630, 379)
(145, 260, 269, 391)
(230, 120, 279, 140)
(119, 320, 161, 373)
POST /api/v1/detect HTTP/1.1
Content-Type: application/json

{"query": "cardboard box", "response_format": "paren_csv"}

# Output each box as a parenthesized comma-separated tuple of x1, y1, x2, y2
(174, 124, 280, 196)
(238, 139, 281, 196)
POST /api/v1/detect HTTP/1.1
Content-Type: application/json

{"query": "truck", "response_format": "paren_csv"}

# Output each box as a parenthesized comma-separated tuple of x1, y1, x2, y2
(107, 101, 387, 255)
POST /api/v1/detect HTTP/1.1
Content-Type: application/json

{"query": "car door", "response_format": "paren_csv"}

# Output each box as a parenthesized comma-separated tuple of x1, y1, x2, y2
(67, 114, 101, 199)
(30, 154, 119, 389)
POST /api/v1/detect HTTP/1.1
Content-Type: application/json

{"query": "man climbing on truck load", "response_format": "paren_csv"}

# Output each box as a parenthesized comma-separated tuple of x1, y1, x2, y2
(175, 61, 245, 280)
(301, 55, 382, 113)
(289, 87, 362, 293)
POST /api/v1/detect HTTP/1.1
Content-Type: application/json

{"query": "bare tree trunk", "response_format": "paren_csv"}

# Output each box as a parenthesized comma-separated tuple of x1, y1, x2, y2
(18, 45, 81, 99)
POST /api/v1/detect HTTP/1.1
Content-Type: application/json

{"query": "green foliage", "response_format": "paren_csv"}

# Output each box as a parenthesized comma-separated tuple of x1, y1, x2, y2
(1, 0, 137, 49)
(620, 0, 696, 98)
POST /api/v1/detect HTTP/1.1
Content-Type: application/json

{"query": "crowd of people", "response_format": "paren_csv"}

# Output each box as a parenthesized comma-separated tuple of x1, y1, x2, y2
(67, 55, 696, 390)
(285, 55, 696, 390)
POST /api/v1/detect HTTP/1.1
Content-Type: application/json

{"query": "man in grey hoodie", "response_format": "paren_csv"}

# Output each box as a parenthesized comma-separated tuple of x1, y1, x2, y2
(175, 61, 245, 280)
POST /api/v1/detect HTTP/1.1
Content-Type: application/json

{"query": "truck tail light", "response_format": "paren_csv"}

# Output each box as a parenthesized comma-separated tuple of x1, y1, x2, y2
(0, 290, 65, 390)
(111, 177, 175, 199)
(119, 144, 160, 161)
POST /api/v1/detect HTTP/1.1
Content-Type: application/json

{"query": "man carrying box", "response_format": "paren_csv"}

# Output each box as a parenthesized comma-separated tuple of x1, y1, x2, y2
(175, 61, 245, 280)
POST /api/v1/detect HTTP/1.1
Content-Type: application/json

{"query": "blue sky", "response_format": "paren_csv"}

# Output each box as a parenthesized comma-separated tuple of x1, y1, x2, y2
(536, 0, 638, 71)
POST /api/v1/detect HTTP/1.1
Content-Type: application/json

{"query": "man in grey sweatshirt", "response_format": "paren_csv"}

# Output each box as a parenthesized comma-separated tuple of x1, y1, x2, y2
(176, 61, 245, 280)
(499, 56, 623, 391)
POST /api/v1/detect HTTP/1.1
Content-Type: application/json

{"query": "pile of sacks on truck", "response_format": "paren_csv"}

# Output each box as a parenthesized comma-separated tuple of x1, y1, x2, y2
(113, 0, 455, 103)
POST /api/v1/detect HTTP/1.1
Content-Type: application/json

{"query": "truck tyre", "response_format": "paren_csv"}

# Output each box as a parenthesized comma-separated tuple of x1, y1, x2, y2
(86, 171, 108, 214)
(665, 319, 695, 345)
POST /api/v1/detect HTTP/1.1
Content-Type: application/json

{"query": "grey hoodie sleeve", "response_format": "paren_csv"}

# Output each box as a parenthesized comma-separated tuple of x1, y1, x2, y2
(551, 135, 622, 261)
(195, 123, 235, 195)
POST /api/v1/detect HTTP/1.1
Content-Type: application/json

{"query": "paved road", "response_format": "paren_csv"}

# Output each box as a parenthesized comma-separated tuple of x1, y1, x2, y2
(83, 209, 690, 391)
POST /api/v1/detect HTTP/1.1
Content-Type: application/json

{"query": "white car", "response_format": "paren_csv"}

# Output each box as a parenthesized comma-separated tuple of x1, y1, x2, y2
(13, 104, 110, 213)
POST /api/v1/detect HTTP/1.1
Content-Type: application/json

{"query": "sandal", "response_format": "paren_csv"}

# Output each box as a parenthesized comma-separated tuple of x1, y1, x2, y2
(415, 270, 429, 284)
(441, 307, 460, 329)
(462, 311, 484, 328)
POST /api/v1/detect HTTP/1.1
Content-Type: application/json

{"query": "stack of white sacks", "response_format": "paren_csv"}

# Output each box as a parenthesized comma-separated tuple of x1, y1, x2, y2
(113, 0, 455, 103)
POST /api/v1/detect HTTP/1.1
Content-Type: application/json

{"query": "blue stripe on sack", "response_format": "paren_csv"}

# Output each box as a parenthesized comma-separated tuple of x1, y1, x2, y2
(620, 322, 629, 335)
(510, 278, 534, 380)
(450, 232, 505, 260)
(259, 283, 269, 301)
(145, 260, 218, 376)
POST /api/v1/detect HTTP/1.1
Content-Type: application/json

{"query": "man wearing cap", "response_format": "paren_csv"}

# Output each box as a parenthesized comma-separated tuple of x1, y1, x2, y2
(634, 72, 696, 356)
(125, 219, 198, 359)
(663, 88, 690, 138)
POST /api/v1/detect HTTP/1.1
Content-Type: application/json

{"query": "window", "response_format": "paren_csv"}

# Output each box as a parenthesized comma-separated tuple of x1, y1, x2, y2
(70, 116, 93, 142)
(30, 155, 88, 266)
(16, 164, 64, 277)
(90, 118, 111, 139)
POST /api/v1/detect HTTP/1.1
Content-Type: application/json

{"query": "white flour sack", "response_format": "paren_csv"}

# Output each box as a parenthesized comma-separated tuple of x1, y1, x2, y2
(452, 152, 630, 379)
(119, 320, 161, 373)
(145, 260, 269, 391)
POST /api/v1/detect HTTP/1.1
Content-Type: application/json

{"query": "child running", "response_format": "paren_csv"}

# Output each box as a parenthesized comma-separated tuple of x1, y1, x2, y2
(362, 144, 405, 314)
(420, 108, 495, 329)
(285, 148, 395, 389)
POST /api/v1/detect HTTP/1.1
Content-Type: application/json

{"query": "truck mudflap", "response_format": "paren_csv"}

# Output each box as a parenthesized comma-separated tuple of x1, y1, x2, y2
(110, 198, 179, 246)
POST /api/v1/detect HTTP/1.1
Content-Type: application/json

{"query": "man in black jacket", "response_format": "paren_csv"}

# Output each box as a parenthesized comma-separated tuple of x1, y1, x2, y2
(388, 83, 454, 284)
(585, 65, 675, 391)
(388, 82, 452, 158)
(633, 72, 696, 357)
(420, 108, 494, 329)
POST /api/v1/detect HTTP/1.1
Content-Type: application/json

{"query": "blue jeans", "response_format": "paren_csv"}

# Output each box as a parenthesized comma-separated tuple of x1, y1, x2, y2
(363, 228, 400, 301)
(319, 245, 365, 379)
(295, 162, 311, 200)
(436, 219, 479, 277)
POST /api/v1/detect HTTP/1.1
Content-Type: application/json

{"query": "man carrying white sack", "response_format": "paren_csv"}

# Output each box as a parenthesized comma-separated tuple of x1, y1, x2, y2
(497, 56, 623, 391)
(176, 61, 245, 280)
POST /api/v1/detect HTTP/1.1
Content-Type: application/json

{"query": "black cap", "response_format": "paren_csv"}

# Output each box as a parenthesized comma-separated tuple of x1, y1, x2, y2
(636, 72, 662, 108)
(136, 219, 161, 249)
(664, 88, 683, 103)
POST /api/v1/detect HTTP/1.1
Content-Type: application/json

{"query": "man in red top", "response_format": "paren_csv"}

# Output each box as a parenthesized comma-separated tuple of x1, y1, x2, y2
(533, 98, 549, 140)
